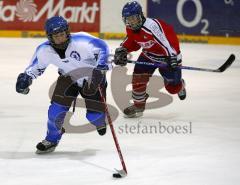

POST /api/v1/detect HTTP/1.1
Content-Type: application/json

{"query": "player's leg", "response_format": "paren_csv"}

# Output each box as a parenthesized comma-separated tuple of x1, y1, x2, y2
(158, 67, 186, 100)
(124, 56, 156, 118)
(36, 102, 69, 154)
(80, 80, 107, 136)
(36, 75, 79, 154)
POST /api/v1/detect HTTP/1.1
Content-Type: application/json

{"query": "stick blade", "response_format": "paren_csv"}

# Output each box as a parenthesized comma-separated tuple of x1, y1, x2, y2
(217, 54, 236, 72)
(112, 169, 127, 178)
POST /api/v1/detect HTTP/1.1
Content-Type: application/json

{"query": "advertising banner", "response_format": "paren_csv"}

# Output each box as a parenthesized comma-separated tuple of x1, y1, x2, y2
(0, 0, 100, 32)
(148, 0, 240, 37)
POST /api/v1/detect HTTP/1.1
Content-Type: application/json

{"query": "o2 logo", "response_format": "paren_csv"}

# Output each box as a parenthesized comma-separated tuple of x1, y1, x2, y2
(176, 0, 209, 35)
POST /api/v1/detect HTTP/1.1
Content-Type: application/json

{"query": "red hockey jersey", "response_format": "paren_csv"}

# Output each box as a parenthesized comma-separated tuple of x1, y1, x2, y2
(121, 18, 181, 62)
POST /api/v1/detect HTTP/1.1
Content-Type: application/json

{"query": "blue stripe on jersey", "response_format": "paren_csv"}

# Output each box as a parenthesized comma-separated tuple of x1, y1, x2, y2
(26, 41, 50, 71)
(90, 38, 109, 66)
(71, 33, 109, 67)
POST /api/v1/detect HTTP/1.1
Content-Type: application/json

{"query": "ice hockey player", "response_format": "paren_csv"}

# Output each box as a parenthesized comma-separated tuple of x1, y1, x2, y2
(16, 16, 110, 154)
(114, 1, 186, 118)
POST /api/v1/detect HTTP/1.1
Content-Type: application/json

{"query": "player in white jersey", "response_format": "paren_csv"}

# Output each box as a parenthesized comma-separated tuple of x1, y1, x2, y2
(16, 16, 110, 154)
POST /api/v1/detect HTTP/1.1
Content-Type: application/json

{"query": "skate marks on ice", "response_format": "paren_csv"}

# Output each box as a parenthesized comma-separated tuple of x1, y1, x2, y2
(0, 149, 113, 173)
(0, 149, 98, 160)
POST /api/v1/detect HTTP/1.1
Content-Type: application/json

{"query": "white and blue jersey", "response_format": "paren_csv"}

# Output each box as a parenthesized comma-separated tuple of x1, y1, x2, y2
(25, 32, 110, 87)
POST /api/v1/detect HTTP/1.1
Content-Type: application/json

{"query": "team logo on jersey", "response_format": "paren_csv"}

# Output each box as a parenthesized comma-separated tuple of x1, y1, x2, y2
(137, 40, 155, 49)
(70, 51, 81, 61)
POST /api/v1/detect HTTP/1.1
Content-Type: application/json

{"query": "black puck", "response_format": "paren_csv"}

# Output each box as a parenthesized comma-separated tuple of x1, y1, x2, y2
(112, 173, 122, 178)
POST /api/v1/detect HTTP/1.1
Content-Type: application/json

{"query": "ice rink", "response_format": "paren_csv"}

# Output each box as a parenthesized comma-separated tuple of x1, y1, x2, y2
(0, 38, 240, 185)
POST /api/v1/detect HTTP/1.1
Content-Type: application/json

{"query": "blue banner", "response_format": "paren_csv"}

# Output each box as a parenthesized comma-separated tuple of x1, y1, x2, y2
(147, 0, 240, 37)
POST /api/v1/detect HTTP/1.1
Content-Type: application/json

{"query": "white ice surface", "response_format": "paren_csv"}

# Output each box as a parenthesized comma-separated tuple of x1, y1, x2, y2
(0, 38, 240, 185)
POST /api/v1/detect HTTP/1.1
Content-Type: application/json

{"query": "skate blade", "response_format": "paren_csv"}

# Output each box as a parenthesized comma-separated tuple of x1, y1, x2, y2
(35, 147, 56, 155)
(124, 112, 143, 118)
(114, 169, 127, 177)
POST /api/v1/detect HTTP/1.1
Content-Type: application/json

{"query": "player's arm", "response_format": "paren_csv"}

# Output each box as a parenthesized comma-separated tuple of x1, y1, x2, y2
(16, 48, 49, 94)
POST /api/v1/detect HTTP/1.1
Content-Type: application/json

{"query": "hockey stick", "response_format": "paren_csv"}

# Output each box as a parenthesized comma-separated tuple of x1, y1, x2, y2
(98, 86, 127, 178)
(127, 54, 235, 73)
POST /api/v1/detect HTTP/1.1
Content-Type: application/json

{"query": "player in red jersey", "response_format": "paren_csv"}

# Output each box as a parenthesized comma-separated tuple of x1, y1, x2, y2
(114, 1, 186, 118)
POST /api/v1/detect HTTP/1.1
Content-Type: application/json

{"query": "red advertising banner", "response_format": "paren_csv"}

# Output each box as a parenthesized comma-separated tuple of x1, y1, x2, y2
(0, 0, 100, 32)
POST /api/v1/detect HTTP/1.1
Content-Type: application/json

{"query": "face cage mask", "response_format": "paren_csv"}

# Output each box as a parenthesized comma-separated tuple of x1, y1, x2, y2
(48, 29, 70, 50)
(123, 14, 143, 31)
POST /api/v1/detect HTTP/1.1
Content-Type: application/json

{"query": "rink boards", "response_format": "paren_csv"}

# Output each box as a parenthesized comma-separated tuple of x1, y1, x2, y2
(0, 0, 239, 45)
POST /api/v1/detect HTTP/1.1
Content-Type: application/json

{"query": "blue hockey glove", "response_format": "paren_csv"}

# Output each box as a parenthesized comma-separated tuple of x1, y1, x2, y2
(16, 73, 32, 94)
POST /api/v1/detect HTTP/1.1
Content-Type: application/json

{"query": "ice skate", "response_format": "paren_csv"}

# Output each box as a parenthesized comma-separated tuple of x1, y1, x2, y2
(36, 140, 58, 154)
(96, 124, 107, 136)
(178, 79, 186, 100)
(124, 94, 149, 118)
(123, 105, 145, 118)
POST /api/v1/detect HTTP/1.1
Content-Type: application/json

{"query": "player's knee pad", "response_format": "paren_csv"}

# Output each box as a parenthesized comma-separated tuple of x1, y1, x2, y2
(86, 110, 105, 127)
(48, 102, 69, 128)
(165, 82, 182, 94)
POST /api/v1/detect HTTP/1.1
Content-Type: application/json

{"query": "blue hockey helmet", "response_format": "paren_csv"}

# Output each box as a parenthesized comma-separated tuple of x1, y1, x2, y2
(44, 16, 70, 49)
(122, 1, 145, 31)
